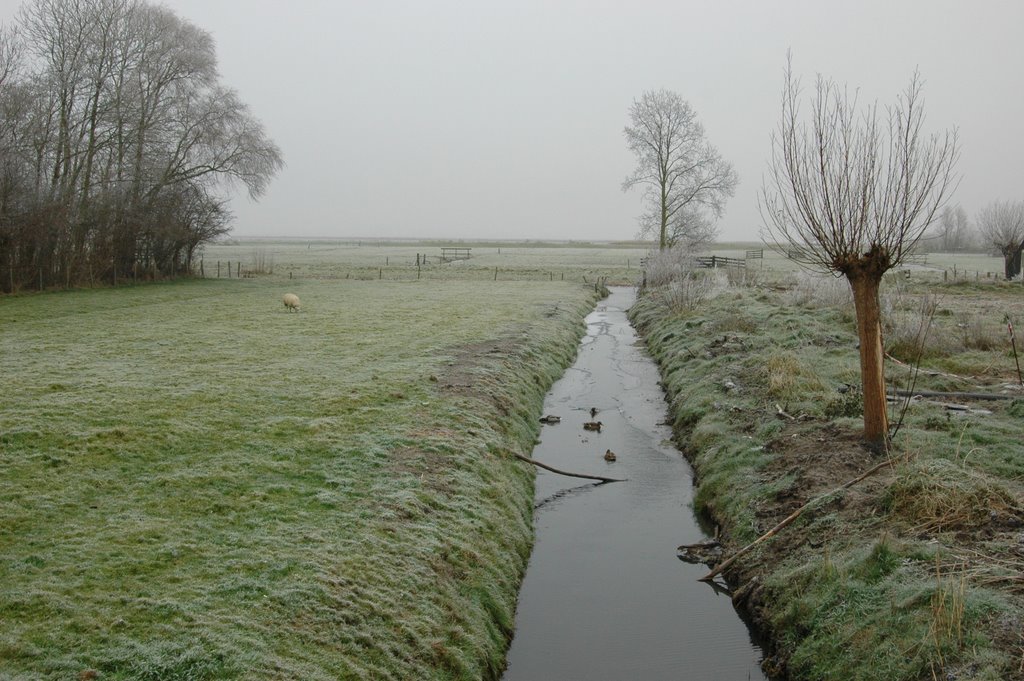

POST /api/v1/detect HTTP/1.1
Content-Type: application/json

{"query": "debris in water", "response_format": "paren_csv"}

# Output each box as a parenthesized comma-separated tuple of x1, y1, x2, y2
(676, 540, 722, 564)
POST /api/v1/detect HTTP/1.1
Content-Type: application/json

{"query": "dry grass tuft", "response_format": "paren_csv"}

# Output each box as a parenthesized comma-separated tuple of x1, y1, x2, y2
(887, 459, 1016, 533)
(955, 313, 1006, 352)
(928, 559, 967, 670)
(765, 351, 826, 400)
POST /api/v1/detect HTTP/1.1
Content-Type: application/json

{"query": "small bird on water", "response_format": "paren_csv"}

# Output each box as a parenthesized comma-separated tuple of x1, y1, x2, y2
(539, 415, 561, 424)
(590, 407, 599, 418)
(583, 421, 602, 432)
(604, 449, 617, 462)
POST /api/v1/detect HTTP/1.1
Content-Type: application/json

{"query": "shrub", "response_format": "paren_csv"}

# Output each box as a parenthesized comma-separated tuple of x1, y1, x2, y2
(824, 386, 863, 419)
(644, 248, 727, 312)
(955, 313, 1005, 352)
(644, 247, 700, 288)
(788, 271, 852, 308)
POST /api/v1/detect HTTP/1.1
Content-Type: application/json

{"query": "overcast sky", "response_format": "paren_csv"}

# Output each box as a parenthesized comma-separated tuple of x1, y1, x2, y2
(2, 0, 1022, 242)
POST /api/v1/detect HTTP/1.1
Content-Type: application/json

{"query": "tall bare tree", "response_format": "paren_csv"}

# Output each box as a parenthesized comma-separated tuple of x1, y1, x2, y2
(931, 204, 970, 252)
(761, 62, 959, 449)
(977, 200, 1024, 279)
(623, 89, 737, 251)
(1, 0, 281, 291)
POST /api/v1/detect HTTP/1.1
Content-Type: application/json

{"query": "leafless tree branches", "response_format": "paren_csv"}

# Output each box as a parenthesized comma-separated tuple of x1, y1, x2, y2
(0, 0, 282, 290)
(976, 200, 1024, 279)
(760, 58, 959, 448)
(929, 205, 971, 253)
(761, 61, 959, 279)
(623, 89, 737, 251)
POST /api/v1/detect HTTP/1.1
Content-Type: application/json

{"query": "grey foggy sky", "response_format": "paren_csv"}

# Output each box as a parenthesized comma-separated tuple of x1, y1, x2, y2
(2, 0, 1023, 242)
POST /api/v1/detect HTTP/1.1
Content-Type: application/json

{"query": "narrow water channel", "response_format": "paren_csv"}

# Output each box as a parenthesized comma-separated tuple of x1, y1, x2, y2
(502, 286, 768, 681)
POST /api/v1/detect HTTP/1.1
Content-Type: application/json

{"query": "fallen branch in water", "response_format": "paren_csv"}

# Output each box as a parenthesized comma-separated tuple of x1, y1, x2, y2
(700, 457, 896, 582)
(513, 453, 626, 484)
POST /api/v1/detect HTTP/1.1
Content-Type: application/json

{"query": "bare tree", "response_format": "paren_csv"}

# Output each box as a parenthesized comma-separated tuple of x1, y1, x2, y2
(977, 200, 1024, 279)
(0, 25, 20, 89)
(761, 61, 959, 449)
(623, 89, 737, 251)
(930, 204, 970, 252)
(0, 0, 281, 290)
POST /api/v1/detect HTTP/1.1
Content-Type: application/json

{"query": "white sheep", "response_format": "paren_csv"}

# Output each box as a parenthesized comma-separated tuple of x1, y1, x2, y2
(282, 293, 301, 312)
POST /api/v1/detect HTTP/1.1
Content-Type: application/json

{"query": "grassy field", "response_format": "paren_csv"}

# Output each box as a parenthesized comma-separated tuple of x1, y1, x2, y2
(631, 270, 1024, 680)
(4, 237, 1021, 680)
(200, 239, 649, 285)
(0, 275, 599, 679)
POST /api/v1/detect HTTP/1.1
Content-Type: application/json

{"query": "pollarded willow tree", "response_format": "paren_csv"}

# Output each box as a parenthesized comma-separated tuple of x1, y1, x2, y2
(760, 62, 959, 450)
(976, 200, 1024, 280)
(623, 89, 738, 251)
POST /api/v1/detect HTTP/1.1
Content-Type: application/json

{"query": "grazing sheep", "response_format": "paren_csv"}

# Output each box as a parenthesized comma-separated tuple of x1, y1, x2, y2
(283, 293, 301, 312)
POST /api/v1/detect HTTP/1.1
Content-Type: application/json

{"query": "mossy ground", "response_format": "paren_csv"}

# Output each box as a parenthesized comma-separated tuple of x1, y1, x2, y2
(631, 276, 1024, 681)
(1, 276, 599, 680)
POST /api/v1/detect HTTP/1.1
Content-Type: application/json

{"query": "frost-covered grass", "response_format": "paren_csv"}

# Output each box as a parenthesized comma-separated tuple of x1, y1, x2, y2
(631, 281, 1024, 681)
(0, 277, 598, 679)
(200, 240, 649, 285)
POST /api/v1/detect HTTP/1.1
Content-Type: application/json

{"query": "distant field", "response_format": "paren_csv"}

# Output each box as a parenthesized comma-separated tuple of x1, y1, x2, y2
(0, 276, 598, 679)
(198, 239, 1011, 289)
(200, 240, 650, 285)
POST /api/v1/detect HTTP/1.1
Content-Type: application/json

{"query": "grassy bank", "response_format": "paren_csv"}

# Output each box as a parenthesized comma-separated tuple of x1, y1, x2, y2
(0, 277, 599, 679)
(630, 276, 1024, 680)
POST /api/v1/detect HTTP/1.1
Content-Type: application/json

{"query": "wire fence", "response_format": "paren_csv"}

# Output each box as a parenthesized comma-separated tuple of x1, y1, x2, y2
(1, 263, 178, 293)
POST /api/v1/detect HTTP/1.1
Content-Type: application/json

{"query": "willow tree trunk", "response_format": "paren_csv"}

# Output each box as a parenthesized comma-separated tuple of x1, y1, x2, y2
(1007, 242, 1024, 280)
(849, 273, 889, 450)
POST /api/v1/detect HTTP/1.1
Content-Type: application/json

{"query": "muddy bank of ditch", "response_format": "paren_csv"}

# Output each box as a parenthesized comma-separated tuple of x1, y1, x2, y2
(502, 286, 769, 680)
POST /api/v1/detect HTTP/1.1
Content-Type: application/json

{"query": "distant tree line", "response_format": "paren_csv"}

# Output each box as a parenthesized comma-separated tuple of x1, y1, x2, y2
(0, 0, 282, 292)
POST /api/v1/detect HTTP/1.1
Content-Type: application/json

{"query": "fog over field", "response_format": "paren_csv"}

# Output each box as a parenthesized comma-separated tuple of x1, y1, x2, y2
(2, 0, 1021, 242)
